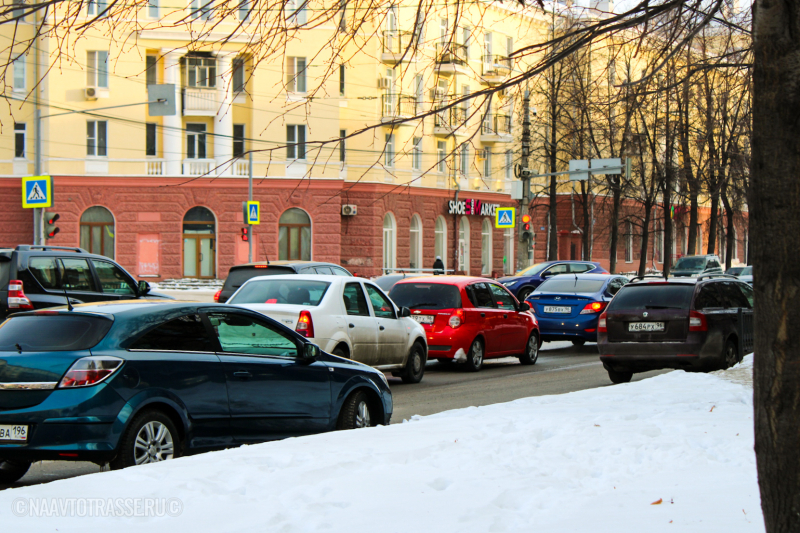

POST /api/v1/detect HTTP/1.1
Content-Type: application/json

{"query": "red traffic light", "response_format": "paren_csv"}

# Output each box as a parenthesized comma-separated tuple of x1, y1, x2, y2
(47, 213, 60, 225)
(241, 227, 249, 242)
(523, 223, 531, 231)
(47, 228, 60, 238)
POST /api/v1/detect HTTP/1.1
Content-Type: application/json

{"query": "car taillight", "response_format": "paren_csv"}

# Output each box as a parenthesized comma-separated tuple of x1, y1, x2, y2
(449, 308, 465, 329)
(7, 280, 33, 310)
(296, 310, 315, 338)
(689, 310, 708, 332)
(580, 301, 608, 315)
(598, 311, 608, 333)
(213, 290, 222, 303)
(58, 356, 124, 388)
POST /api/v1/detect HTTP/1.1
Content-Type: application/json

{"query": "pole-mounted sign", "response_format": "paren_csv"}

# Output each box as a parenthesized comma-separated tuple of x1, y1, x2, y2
(22, 175, 52, 209)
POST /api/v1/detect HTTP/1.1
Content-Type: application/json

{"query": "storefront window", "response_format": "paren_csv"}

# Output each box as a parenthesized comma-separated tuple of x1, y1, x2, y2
(383, 213, 396, 273)
(481, 219, 492, 275)
(80, 206, 115, 259)
(279, 208, 311, 261)
(435, 216, 447, 271)
(409, 214, 422, 271)
(458, 216, 470, 274)
(183, 206, 216, 278)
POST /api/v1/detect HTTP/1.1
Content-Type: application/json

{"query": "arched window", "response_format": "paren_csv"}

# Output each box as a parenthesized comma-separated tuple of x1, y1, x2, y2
(409, 214, 422, 271)
(80, 206, 115, 259)
(183, 206, 216, 278)
(458, 216, 470, 274)
(481, 218, 492, 275)
(434, 216, 447, 270)
(503, 226, 514, 275)
(279, 208, 311, 261)
(383, 213, 396, 273)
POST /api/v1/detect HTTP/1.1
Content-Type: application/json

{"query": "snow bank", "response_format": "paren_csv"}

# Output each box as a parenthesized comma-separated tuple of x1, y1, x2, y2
(0, 363, 761, 532)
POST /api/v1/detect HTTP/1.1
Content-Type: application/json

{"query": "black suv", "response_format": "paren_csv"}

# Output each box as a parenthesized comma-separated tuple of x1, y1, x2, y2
(671, 255, 724, 278)
(597, 274, 754, 383)
(216, 261, 352, 303)
(1, 245, 170, 318)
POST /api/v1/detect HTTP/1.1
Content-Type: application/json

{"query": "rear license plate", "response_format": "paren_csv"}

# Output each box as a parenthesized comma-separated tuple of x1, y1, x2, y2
(543, 306, 571, 314)
(412, 315, 435, 324)
(0, 425, 28, 442)
(628, 322, 665, 332)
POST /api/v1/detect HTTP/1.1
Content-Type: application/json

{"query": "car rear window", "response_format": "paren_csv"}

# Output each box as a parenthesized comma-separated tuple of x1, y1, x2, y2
(230, 279, 330, 306)
(222, 266, 296, 293)
(0, 315, 113, 351)
(536, 278, 606, 293)
(673, 257, 706, 271)
(389, 283, 462, 310)
(608, 284, 695, 311)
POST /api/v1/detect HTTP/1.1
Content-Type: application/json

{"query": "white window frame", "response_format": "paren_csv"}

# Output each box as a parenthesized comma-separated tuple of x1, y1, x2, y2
(87, 51, 109, 89)
(409, 214, 423, 271)
(87, 0, 107, 16)
(339, 129, 346, 163)
(286, 0, 307, 24)
(185, 56, 216, 88)
(383, 212, 397, 273)
(437, 141, 446, 173)
(484, 32, 492, 63)
(286, 125, 306, 160)
(435, 216, 447, 270)
(13, 57, 25, 91)
(146, 122, 157, 157)
(186, 123, 206, 159)
(286, 57, 307, 93)
(191, 0, 213, 20)
(412, 137, 422, 171)
(385, 134, 395, 167)
(232, 56, 246, 93)
(483, 148, 492, 177)
(238, 0, 251, 20)
(148, 0, 158, 18)
(460, 144, 468, 176)
(481, 218, 492, 275)
(14, 123, 26, 159)
(87, 120, 108, 157)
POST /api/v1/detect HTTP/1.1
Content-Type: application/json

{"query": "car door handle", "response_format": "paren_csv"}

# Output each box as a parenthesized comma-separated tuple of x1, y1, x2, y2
(233, 371, 252, 379)
(480, 313, 486, 317)
(504, 314, 508, 319)
(379, 325, 385, 331)
(349, 323, 355, 328)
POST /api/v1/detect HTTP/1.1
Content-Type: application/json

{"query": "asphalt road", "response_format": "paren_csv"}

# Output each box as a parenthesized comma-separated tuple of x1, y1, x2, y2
(1, 340, 666, 491)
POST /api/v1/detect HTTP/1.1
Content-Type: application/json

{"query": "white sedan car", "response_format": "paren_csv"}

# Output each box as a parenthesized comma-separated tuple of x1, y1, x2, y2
(227, 274, 428, 383)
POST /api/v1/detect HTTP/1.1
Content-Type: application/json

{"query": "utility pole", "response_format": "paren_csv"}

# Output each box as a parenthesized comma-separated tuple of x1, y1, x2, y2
(516, 89, 532, 271)
(33, 7, 43, 245)
(248, 151, 253, 263)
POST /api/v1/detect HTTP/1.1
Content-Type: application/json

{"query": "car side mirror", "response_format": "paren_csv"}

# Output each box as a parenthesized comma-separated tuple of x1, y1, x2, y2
(399, 307, 411, 318)
(518, 302, 530, 312)
(137, 280, 151, 296)
(304, 343, 321, 359)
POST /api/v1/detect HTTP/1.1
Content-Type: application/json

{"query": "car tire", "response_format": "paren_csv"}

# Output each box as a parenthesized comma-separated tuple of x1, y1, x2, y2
(401, 341, 426, 384)
(608, 369, 633, 384)
(332, 346, 348, 358)
(571, 339, 586, 347)
(722, 339, 739, 369)
(517, 287, 534, 302)
(519, 332, 540, 365)
(465, 338, 484, 372)
(110, 409, 181, 470)
(0, 460, 31, 484)
(336, 391, 373, 430)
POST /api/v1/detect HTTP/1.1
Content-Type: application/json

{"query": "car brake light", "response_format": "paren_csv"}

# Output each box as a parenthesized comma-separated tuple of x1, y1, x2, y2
(296, 310, 315, 338)
(598, 311, 608, 333)
(449, 308, 465, 329)
(213, 290, 222, 303)
(7, 280, 34, 310)
(58, 356, 124, 388)
(580, 301, 608, 315)
(689, 310, 708, 332)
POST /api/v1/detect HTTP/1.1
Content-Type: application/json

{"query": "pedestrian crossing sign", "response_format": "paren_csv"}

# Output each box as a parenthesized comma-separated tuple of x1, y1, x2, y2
(246, 201, 260, 225)
(495, 207, 515, 228)
(22, 176, 52, 208)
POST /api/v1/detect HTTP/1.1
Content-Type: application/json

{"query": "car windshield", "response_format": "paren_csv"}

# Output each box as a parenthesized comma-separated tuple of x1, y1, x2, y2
(0, 315, 113, 352)
(740, 266, 752, 276)
(230, 280, 330, 306)
(389, 283, 462, 310)
(673, 257, 706, 270)
(516, 263, 548, 276)
(535, 278, 606, 294)
(607, 284, 695, 311)
(222, 266, 296, 292)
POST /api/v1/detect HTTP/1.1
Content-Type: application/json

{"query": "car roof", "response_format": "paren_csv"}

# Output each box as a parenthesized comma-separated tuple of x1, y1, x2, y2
(17, 300, 229, 318)
(230, 261, 344, 269)
(543, 273, 618, 280)
(392, 275, 495, 288)
(242, 274, 373, 284)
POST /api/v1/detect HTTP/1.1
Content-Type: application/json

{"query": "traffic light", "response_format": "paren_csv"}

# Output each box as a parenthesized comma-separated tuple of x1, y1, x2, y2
(520, 214, 532, 240)
(241, 227, 249, 242)
(44, 213, 60, 239)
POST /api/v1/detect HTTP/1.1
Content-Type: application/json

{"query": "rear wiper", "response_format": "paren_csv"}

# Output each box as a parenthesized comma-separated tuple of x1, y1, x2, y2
(409, 303, 439, 308)
(644, 305, 682, 310)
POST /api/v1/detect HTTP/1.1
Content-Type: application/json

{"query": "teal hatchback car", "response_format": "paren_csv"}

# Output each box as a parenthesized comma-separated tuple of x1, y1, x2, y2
(0, 301, 392, 483)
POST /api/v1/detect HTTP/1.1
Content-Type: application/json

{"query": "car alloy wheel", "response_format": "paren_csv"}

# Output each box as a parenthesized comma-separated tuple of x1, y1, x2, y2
(519, 332, 539, 365)
(518, 287, 533, 301)
(355, 400, 371, 428)
(401, 341, 426, 384)
(723, 340, 739, 369)
(466, 339, 484, 372)
(337, 390, 374, 430)
(134, 421, 175, 465)
(111, 410, 182, 470)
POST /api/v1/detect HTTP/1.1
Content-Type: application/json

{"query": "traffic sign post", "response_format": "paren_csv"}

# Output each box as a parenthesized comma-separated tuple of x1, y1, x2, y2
(22, 176, 52, 209)
(495, 207, 516, 228)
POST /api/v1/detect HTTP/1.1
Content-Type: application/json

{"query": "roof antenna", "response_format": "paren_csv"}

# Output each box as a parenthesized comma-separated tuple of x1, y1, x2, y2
(58, 259, 73, 311)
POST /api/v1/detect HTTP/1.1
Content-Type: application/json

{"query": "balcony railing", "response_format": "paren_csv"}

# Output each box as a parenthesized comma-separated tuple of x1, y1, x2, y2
(434, 106, 467, 130)
(146, 160, 165, 176)
(381, 30, 415, 59)
(381, 92, 417, 120)
(233, 159, 250, 176)
(481, 114, 512, 135)
(183, 87, 217, 115)
(481, 55, 512, 77)
(183, 158, 215, 176)
(435, 42, 468, 66)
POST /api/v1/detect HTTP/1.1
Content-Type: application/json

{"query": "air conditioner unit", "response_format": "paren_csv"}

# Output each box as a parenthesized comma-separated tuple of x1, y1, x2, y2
(84, 87, 98, 101)
(378, 77, 392, 89)
(342, 204, 358, 216)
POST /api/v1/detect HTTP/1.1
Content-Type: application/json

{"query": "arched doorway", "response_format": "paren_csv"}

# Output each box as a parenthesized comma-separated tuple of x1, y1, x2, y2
(183, 206, 216, 278)
(80, 206, 115, 259)
(382, 212, 396, 273)
(279, 208, 312, 260)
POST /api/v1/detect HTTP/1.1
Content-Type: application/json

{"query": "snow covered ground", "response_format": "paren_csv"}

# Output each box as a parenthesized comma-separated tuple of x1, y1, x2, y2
(1, 356, 761, 532)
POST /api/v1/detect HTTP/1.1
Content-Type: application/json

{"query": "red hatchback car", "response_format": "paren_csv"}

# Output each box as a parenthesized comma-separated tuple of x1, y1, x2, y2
(389, 276, 540, 371)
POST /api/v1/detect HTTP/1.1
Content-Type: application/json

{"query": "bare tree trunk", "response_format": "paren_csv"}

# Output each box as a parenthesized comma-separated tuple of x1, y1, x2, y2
(637, 206, 651, 277)
(706, 193, 719, 255)
(688, 188, 699, 255)
(722, 188, 735, 270)
(663, 199, 673, 276)
(609, 175, 621, 273)
(752, 1, 800, 531)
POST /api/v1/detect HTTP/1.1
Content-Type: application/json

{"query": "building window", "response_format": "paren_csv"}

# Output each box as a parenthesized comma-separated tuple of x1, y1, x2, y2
(733, 226, 739, 261)
(279, 208, 312, 261)
(412, 137, 422, 171)
(383, 213, 396, 273)
(14, 123, 25, 158)
(286, 57, 307, 93)
(186, 124, 206, 159)
(484, 32, 492, 60)
(625, 222, 633, 263)
(462, 27, 471, 59)
(286, 0, 307, 24)
(504, 226, 514, 275)
(87, 51, 109, 88)
(238, 0, 251, 20)
(146, 123, 157, 156)
(13, 0, 25, 19)
(233, 124, 245, 157)
(87, 0, 107, 15)
(13, 58, 25, 90)
(80, 206, 115, 259)
(483, 148, 492, 177)
(339, 129, 346, 163)
(460, 144, 468, 176)
(287, 125, 306, 160)
(148, 0, 158, 18)
(458, 216, 470, 274)
(145, 55, 157, 86)
(437, 141, 446, 173)
(439, 18, 448, 42)
(339, 64, 345, 96)
(186, 56, 216, 88)
(435, 216, 447, 270)
(191, 0, 213, 20)
(232, 57, 245, 92)
(410, 214, 422, 271)
(481, 218, 492, 275)
(87, 120, 107, 157)
(414, 75, 424, 114)
(385, 134, 395, 167)
(183, 206, 216, 278)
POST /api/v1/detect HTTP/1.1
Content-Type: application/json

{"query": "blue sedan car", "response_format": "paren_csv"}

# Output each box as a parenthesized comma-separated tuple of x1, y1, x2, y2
(525, 274, 629, 345)
(0, 301, 392, 483)
(498, 261, 609, 301)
